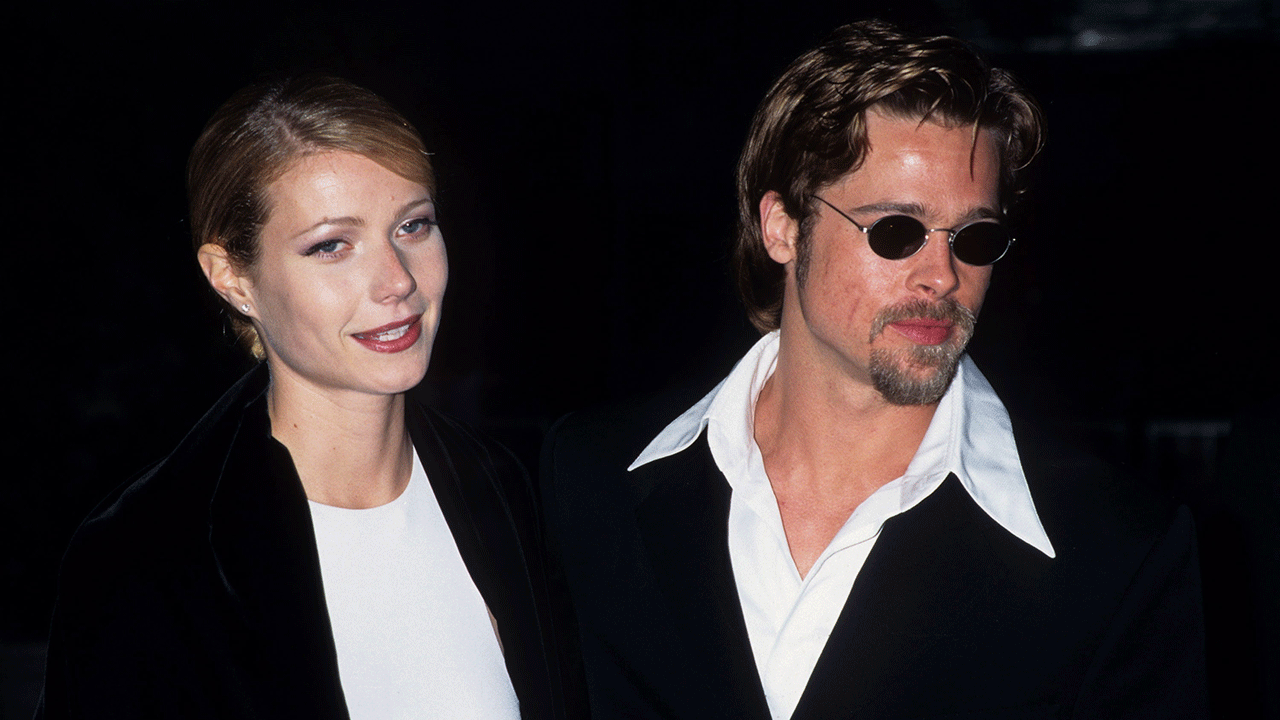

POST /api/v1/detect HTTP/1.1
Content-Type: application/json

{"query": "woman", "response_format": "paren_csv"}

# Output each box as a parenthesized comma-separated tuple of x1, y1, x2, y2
(38, 76, 576, 719)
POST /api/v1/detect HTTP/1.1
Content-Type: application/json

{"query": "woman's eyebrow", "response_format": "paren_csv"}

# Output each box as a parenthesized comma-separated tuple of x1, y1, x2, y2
(288, 197, 434, 240)
(290, 216, 364, 241)
(398, 197, 433, 215)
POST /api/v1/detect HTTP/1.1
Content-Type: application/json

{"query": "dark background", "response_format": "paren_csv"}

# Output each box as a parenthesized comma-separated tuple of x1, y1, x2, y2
(5, 0, 1277, 716)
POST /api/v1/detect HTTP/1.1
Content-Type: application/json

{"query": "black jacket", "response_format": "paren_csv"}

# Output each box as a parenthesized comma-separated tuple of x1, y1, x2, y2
(38, 365, 578, 719)
(542, 393, 1208, 719)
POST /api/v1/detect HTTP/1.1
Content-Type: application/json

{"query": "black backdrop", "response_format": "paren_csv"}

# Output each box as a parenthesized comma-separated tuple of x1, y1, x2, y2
(6, 0, 1277, 694)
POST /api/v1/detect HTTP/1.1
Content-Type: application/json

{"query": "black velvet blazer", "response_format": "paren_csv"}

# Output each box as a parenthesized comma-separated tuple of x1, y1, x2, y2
(37, 365, 579, 720)
(542, 392, 1208, 720)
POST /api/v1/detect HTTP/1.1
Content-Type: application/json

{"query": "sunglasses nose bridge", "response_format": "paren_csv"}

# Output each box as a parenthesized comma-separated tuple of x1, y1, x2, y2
(925, 226, 959, 243)
(908, 226, 956, 260)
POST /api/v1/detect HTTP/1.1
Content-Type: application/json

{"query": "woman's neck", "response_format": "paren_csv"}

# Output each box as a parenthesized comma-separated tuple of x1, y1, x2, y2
(266, 370, 414, 509)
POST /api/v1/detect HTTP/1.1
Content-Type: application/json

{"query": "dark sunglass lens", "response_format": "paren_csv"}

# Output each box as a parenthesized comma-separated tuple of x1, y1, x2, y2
(952, 223, 1011, 265)
(867, 216, 927, 260)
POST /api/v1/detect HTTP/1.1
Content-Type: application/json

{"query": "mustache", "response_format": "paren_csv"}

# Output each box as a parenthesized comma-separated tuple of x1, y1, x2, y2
(868, 299, 977, 343)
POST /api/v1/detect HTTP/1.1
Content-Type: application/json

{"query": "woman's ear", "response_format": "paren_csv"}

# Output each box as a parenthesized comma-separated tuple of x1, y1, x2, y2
(197, 243, 255, 316)
(760, 191, 799, 265)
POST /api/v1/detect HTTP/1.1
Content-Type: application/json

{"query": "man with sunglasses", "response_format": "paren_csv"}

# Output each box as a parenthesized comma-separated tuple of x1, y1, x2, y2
(544, 20, 1206, 720)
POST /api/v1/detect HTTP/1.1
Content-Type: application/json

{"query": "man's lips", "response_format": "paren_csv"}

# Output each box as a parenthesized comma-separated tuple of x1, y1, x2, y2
(888, 319, 953, 345)
(352, 315, 423, 352)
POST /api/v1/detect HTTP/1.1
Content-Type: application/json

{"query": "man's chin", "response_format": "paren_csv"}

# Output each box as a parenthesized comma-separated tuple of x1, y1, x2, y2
(869, 346, 963, 406)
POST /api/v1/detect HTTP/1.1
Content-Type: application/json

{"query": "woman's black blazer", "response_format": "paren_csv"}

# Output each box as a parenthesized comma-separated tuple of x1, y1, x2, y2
(37, 365, 579, 719)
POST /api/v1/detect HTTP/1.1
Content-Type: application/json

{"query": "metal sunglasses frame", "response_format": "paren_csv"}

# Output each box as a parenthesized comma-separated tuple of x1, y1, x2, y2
(811, 195, 1015, 266)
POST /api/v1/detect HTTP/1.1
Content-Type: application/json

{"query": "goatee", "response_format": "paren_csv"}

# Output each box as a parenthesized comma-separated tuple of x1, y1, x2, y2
(868, 298, 976, 406)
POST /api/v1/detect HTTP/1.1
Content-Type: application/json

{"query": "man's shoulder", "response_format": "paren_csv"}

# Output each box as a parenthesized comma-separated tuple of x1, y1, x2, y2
(551, 384, 710, 468)
(1010, 418, 1185, 561)
(540, 382, 718, 524)
(1003, 419, 1206, 715)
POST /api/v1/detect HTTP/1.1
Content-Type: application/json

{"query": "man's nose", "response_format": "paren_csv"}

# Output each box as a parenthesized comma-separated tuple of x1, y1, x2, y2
(905, 229, 960, 298)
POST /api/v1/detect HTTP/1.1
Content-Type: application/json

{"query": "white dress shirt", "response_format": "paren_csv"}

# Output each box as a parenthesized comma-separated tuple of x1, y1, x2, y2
(630, 330, 1055, 720)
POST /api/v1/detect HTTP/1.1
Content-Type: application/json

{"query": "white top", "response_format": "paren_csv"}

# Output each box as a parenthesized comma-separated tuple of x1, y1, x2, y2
(308, 450, 520, 720)
(630, 330, 1054, 720)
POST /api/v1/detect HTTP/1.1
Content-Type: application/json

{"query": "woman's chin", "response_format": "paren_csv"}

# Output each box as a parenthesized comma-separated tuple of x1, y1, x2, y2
(363, 360, 431, 397)
(264, 348, 432, 402)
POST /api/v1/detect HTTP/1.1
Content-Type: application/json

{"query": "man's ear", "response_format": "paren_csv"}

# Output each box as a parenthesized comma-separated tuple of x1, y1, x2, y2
(760, 191, 799, 265)
(197, 243, 255, 316)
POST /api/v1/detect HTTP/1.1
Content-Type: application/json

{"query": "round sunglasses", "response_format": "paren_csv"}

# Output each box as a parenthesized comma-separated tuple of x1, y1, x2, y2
(812, 195, 1014, 266)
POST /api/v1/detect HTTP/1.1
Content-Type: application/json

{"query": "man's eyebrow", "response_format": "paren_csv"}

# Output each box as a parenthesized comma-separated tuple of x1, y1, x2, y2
(849, 202, 1003, 223)
(965, 206, 1004, 222)
(849, 201, 928, 217)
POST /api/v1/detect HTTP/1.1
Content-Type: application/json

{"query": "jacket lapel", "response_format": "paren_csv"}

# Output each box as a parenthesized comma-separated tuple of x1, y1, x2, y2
(407, 403, 523, 633)
(405, 404, 559, 720)
(206, 374, 349, 720)
(792, 475, 1046, 720)
(633, 433, 772, 720)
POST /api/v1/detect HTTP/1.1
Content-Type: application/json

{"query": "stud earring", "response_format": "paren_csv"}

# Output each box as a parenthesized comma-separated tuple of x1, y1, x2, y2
(241, 304, 251, 313)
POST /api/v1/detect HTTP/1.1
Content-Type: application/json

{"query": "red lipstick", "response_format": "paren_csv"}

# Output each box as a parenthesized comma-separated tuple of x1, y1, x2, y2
(889, 319, 953, 345)
(352, 315, 422, 353)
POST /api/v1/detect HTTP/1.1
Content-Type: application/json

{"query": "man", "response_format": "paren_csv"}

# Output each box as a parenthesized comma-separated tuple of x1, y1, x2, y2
(543, 20, 1206, 720)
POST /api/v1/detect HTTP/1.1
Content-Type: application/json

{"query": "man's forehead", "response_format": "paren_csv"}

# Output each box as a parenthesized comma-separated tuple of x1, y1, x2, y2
(828, 114, 1002, 217)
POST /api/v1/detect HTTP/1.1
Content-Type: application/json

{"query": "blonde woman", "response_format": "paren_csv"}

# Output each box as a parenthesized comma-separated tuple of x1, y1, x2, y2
(38, 76, 576, 720)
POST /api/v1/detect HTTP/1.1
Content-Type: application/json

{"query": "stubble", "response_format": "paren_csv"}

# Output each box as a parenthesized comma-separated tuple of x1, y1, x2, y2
(867, 298, 976, 405)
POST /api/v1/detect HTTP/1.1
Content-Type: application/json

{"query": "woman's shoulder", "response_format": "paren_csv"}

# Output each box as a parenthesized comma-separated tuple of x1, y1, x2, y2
(404, 399, 544, 532)
(407, 400, 528, 482)
(60, 367, 273, 581)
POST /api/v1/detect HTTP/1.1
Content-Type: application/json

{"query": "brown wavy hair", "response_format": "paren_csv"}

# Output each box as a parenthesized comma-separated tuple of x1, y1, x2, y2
(733, 20, 1045, 333)
(187, 75, 434, 357)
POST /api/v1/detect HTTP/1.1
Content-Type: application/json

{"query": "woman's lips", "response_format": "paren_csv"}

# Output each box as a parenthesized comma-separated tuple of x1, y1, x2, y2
(888, 319, 953, 345)
(352, 315, 422, 353)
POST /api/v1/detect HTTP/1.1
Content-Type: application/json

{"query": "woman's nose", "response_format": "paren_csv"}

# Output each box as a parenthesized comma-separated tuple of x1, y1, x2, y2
(373, 243, 416, 302)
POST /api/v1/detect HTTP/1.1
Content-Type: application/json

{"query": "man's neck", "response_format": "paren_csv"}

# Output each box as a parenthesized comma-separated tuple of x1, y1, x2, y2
(752, 335, 939, 577)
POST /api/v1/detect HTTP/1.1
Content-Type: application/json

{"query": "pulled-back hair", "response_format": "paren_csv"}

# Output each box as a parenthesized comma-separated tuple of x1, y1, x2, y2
(733, 20, 1045, 333)
(187, 75, 434, 356)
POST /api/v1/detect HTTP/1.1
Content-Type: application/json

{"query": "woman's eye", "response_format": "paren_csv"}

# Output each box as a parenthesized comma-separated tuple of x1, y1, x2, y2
(303, 239, 347, 257)
(400, 217, 436, 236)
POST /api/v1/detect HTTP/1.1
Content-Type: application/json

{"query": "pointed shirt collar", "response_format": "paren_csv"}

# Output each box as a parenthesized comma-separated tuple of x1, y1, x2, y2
(629, 330, 1055, 558)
